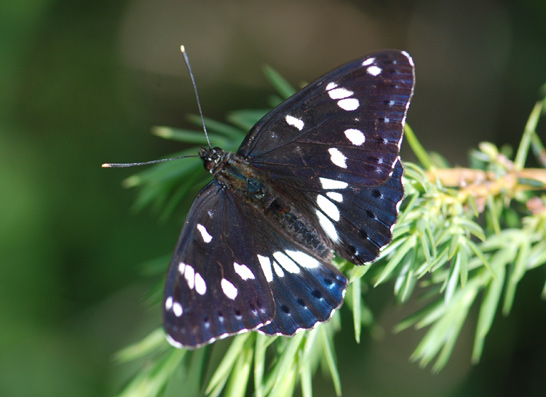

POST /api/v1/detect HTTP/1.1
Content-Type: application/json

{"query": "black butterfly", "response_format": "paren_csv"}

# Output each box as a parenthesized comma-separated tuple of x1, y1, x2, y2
(163, 50, 415, 348)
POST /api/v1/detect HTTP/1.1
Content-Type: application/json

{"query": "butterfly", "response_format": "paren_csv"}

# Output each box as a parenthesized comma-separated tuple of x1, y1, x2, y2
(162, 50, 415, 348)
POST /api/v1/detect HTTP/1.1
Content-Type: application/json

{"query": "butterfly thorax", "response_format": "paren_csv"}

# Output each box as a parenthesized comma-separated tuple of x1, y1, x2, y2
(199, 146, 331, 259)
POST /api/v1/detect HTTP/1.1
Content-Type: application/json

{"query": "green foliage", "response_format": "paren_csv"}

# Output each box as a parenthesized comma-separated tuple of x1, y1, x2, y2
(115, 70, 546, 396)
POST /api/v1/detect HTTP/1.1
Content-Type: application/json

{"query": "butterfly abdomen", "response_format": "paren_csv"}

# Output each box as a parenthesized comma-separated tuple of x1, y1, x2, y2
(266, 200, 331, 259)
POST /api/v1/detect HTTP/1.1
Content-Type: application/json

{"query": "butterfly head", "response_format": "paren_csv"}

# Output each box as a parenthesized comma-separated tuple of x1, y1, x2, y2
(199, 147, 226, 174)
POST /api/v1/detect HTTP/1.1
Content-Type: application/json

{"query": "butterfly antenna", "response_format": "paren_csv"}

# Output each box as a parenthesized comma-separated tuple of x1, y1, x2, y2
(180, 45, 212, 149)
(103, 46, 211, 169)
(102, 154, 197, 168)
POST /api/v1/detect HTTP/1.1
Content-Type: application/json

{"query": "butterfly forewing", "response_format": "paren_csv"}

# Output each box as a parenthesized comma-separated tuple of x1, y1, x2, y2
(163, 182, 275, 348)
(239, 51, 414, 187)
(163, 50, 415, 348)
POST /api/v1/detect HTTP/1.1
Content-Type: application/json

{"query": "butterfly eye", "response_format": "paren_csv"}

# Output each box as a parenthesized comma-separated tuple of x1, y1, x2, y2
(200, 147, 225, 172)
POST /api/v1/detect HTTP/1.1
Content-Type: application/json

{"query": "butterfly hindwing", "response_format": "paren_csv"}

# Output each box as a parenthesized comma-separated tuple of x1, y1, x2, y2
(326, 158, 405, 264)
(235, 218, 348, 336)
(255, 251, 347, 336)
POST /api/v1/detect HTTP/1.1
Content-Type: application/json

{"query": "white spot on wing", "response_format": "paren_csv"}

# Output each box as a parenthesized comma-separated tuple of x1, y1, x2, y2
(166, 334, 183, 348)
(286, 250, 320, 268)
(344, 128, 365, 146)
(173, 302, 183, 317)
(195, 272, 207, 295)
(319, 178, 348, 190)
(367, 65, 382, 76)
(326, 192, 343, 202)
(317, 194, 340, 221)
(327, 86, 354, 100)
(285, 115, 304, 131)
(337, 98, 359, 111)
(257, 255, 273, 282)
(165, 296, 173, 310)
(401, 50, 414, 66)
(362, 57, 375, 66)
(273, 261, 284, 277)
(196, 223, 212, 243)
(221, 278, 238, 300)
(316, 210, 339, 242)
(273, 251, 300, 273)
(184, 265, 195, 289)
(178, 262, 186, 275)
(328, 148, 347, 168)
(234, 262, 255, 280)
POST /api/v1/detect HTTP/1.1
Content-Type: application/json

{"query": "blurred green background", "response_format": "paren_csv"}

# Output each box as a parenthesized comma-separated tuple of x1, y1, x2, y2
(1, 0, 546, 396)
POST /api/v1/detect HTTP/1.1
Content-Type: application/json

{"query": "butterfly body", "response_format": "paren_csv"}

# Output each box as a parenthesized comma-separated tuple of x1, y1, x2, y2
(202, 146, 333, 260)
(164, 50, 415, 348)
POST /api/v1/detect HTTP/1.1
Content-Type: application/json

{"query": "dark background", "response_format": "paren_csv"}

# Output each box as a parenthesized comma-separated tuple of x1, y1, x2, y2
(2, 0, 545, 396)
